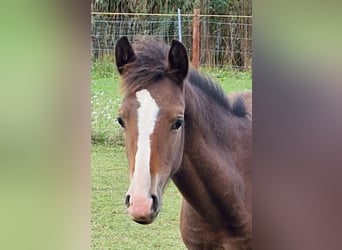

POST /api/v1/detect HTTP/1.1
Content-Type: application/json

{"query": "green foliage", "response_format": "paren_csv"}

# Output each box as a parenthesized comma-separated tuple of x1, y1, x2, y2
(91, 0, 251, 15)
(91, 57, 116, 80)
(91, 0, 252, 68)
(209, 0, 229, 14)
(92, 0, 196, 14)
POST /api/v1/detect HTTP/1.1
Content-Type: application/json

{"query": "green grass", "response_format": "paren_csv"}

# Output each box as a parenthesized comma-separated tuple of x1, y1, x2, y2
(91, 59, 252, 249)
(91, 77, 123, 145)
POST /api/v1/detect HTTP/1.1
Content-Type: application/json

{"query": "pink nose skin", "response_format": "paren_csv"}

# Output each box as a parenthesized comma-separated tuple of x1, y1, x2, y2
(127, 193, 153, 220)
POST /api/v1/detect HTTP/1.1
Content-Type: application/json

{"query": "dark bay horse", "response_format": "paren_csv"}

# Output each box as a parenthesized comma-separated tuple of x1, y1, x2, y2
(115, 36, 252, 249)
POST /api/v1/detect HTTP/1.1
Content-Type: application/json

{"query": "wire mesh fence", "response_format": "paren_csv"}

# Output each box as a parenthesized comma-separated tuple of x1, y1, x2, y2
(91, 12, 252, 70)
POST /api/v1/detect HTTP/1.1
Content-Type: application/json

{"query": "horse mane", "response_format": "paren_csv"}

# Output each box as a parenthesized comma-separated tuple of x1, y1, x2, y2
(119, 37, 247, 117)
(186, 69, 247, 117)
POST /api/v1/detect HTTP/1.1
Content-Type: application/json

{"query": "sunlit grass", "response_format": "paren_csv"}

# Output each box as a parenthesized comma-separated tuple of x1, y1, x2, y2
(91, 77, 123, 145)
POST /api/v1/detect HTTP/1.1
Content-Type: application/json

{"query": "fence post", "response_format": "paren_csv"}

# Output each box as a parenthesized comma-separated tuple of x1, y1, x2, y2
(192, 9, 200, 69)
(177, 8, 182, 42)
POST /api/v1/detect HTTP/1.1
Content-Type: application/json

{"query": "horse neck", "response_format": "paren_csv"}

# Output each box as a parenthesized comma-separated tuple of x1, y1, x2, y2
(172, 83, 252, 234)
(183, 81, 250, 164)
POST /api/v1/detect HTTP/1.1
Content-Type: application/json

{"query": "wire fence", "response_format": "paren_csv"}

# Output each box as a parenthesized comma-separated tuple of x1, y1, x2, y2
(91, 12, 252, 70)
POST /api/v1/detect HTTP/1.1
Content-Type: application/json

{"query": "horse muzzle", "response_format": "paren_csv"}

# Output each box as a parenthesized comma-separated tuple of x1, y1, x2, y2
(125, 193, 160, 224)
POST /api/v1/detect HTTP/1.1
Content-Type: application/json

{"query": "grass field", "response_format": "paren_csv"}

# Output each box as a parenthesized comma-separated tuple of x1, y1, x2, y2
(91, 62, 252, 249)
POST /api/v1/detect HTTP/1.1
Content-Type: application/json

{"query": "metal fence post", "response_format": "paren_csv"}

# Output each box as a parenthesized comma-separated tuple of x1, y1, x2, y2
(192, 9, 200, 69)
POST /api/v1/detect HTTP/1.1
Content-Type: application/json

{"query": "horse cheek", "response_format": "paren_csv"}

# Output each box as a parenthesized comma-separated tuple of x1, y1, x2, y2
(170, 133, 184, 175)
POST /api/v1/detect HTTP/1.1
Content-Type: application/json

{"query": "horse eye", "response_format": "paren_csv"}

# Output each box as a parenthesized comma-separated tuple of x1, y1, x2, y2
(117, 117, 125, 128)
(171, 118, 184, 130)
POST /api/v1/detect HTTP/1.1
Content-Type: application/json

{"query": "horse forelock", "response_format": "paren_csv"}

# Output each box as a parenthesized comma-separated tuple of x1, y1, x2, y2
(120, 38, 170, 93)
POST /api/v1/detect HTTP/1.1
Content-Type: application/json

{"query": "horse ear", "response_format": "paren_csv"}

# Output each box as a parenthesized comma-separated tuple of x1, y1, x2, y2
(115, 37, 135, 75)
(168, 40, 188, 84)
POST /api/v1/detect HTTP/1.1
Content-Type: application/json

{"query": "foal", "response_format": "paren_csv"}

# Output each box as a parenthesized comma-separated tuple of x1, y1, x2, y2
(115, 37, 252, 249)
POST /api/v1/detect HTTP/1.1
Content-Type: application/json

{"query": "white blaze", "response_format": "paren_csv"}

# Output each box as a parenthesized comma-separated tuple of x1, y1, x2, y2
(130, 89, 159, 194)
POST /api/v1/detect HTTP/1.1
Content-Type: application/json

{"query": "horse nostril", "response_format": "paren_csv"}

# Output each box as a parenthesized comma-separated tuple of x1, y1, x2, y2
(151, 195, 158, 213)
(125, 195, 130, 208)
